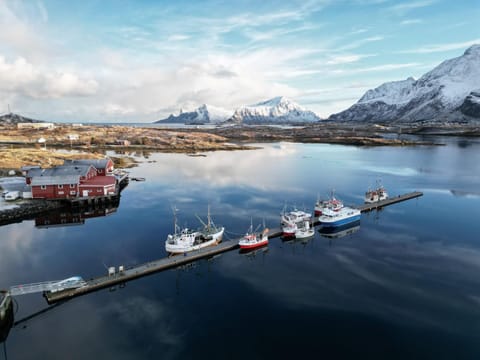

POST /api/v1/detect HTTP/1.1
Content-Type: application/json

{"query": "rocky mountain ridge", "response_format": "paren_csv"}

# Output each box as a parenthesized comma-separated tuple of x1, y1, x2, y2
(329, 44, 480, 123)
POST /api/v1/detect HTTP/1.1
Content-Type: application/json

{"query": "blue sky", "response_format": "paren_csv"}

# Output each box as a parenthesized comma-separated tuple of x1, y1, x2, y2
(0, 0, 478, 122)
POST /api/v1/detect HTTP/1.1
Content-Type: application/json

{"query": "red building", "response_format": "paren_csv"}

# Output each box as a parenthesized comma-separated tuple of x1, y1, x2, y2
(28, 157, 118, 200)
(63, 158, 114, 176)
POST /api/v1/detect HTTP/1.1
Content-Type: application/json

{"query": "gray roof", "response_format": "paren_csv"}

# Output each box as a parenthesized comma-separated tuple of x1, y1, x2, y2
(64, 158, 112, 169)
(28, 165, 92, 178)
(31, 175, 80, 186)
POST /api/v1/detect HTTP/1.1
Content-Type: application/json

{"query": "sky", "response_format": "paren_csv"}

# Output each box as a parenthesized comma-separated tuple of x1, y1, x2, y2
(0, 0, 478, 122)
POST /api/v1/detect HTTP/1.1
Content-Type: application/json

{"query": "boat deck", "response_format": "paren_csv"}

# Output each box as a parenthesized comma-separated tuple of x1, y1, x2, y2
(44, 191, 422, 304)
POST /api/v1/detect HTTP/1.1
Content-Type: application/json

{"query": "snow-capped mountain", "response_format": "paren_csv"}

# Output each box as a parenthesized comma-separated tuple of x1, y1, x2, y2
(231, 96, 321, 124)
(329, 44, 480, 123)
(155, 104, 233, 124)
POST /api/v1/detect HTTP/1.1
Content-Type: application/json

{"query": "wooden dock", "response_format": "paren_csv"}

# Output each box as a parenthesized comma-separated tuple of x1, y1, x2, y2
(44, 191, 422, 304)
(356, 191, 423, 212)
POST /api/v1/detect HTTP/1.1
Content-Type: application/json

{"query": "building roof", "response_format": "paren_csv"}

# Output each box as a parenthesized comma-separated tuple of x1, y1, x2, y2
(64, 158, 112, 169)
(81, 175, 116, 187)
(27, 165, 93, 178)
(31, 175, 80, 186)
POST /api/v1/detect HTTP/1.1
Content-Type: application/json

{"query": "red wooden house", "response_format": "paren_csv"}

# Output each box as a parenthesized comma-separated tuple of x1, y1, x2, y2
(63, 158, 114, 176)
(28, 157, 118, 200)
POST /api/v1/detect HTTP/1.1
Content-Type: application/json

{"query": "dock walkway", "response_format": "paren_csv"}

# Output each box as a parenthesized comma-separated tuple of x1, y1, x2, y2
(356, 191, 423, 212)
(44, 191, 422, 304)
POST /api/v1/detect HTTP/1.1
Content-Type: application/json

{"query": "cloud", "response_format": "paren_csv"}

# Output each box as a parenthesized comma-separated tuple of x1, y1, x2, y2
(326, 53, 376, 65)
(167, 34, 190, 42)
(339, 35, 384, 51)
(400, 18, 423, 25)
(389, 0, 437, 13)
(399, 39, 480, 54)
(0, 55, 98, 99)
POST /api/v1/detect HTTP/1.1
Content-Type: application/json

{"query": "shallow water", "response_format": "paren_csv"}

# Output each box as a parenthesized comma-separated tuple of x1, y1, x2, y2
(1, 139, 479, 359)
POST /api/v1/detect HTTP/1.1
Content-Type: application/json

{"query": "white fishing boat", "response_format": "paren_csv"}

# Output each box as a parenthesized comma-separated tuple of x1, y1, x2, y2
(282, 221, 297, 237)
(295, 220, 314, 239)
(239, 221, 269, 249)
(0, 290, 12, 321)
(314, 191, 343, 216)
(165, 206, 224, 254)
(318, 206, 361, 228)
(365, 181, 388, 203)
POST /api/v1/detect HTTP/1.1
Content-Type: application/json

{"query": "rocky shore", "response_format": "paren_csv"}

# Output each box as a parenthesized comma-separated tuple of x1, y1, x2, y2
(0, 200, 66, 226)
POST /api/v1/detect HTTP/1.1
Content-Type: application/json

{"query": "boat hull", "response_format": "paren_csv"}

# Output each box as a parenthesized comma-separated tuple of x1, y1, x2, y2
(295, 230, 314, 239)
(319, 214, 361, 227)
(239, 239, 268, 249)
(166, 228, 224, 254)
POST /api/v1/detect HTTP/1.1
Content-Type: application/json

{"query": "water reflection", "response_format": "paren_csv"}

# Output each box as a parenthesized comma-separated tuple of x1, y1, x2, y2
(1, 140, 480, 359)
(318, 221, 361, 240)
(34, 201, 119, 229)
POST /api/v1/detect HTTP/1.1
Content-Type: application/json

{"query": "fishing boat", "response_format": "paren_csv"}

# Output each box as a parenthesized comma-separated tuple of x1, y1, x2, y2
(165, 206, 224, 254)
(0, 290, 12, 322)
(281, 208, 312, 225)
(0, 290, 13, 344)
(295, 220, 314, 239)
(282, 221, 297, 237)
(238, 221, 269, 249)
(365, 181, 388, 203)
(314, 191, 343, 216)
(318, 206, 361, 227)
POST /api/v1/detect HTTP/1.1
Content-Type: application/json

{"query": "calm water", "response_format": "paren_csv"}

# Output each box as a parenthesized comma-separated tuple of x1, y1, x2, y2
(1, 139, 480, 359)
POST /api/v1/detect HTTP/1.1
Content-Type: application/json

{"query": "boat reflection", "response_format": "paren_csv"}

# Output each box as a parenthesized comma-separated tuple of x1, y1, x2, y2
(239, 246, 269, 258)
(0, 295, 13, 345)
(35, 201, 119, 228)
(318, 221, 360, 239)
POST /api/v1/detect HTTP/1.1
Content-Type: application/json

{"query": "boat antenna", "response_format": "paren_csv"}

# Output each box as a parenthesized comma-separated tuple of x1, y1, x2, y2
(171, 205, 179, 235)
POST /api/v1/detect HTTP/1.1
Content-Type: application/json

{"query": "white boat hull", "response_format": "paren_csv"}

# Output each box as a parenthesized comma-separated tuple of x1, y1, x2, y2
(166, 228, 224, 254)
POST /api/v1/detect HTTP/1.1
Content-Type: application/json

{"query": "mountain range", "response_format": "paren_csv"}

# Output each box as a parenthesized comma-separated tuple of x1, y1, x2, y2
(329, 44, 480, 123)
(155, 96, 321, 125)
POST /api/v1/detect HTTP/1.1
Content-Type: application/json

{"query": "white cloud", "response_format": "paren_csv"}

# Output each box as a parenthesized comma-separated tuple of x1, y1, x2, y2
(399, 39, 480, 54)
(167, 34, 190, 42)
(0, 55, 98, 99)
(389, 0, 437, 13)
(326, 53, 375, 65)
(400, 18, 423, 25)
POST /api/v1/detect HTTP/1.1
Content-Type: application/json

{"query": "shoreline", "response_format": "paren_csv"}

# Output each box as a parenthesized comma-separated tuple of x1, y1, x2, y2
(0, 121, 469, 171)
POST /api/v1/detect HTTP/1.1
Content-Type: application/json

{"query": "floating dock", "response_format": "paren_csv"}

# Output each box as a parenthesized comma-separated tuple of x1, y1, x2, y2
(356, 191, 423, 212)
(44, 191, 422, 304)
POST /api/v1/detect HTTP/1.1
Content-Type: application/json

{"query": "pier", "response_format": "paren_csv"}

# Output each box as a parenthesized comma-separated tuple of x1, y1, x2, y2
(356, 191, 423, 212)
(44, 191, 422, 304)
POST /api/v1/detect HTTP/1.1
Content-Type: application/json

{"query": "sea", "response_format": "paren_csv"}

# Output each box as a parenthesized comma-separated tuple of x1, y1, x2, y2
(1, 137, 479, 359)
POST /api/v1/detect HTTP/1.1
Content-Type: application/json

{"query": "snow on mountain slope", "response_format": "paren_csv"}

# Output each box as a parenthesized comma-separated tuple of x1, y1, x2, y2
(155, 104, 233, 124)
(329, 44, 480, 122)
(231, 96, 321, 124)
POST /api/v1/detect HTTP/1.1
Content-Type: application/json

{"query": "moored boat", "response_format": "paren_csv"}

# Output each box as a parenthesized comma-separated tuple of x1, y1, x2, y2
(239, 221, 269, 249)
(314, 191, 343, 216)
(282, 221, 297, 237)
(365, 181, 388, 203)
(318, 206, 361, 227)
(0, 290, 12, 321)
(295, 220, 314, 239)
(165, 206, 224, 254)
(281, 208, 312, 225)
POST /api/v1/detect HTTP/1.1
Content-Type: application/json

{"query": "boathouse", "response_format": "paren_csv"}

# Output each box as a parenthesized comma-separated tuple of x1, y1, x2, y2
(63, 158, 114, 176)
(25, 157, 118, 200)
(25, 164, 98, 185)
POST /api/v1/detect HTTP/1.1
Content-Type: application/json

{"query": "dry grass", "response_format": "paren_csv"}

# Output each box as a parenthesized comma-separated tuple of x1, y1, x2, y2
(0, 148, 104, 170)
